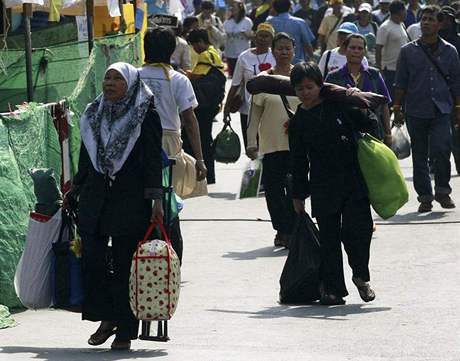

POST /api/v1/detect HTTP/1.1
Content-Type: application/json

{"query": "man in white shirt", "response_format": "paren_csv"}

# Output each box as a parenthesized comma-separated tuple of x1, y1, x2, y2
(223, 22, 276, 147)
(171, 26, 192, 71)
(140, 27, 207, 198)
(375, 0, 409, 102)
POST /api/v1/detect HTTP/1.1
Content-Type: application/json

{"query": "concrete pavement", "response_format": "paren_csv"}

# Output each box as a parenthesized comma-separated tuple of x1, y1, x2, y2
(1, 113, 460, 361)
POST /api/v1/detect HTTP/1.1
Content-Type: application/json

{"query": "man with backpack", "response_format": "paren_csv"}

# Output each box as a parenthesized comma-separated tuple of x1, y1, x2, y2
(325, 33, 392, 146)
(186, 28, 226, 184)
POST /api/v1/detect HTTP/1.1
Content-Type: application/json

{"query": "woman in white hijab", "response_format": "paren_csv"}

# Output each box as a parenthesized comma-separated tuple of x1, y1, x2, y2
(68, 62, 163, 351)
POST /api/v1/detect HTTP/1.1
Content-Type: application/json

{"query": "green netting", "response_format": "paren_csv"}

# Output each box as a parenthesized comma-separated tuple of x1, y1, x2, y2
(0, 32, 142, 114)
(0, 33, 143, 307)
(0, 41, 89, 112)
(0, 118, 31, 308)
(0, 22, 78, 49)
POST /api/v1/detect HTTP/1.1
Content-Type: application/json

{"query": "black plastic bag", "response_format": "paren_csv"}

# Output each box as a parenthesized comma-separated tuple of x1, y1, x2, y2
(213, 119, 241, 163)
(279, 213, 321, 304)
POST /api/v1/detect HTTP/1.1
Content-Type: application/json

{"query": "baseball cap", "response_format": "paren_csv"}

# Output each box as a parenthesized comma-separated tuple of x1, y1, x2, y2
(358, 3, 372, 13)
(337, 22, 359, 34)
(256, 22, 275, 37)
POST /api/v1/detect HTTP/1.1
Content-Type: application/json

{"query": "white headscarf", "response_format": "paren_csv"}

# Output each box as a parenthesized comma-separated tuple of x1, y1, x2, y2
(80, 62, 154, 178)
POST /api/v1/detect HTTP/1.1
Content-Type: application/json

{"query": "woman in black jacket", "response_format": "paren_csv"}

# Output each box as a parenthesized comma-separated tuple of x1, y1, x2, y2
(289, 61, 377, 306)
(68, 62, 163, 350)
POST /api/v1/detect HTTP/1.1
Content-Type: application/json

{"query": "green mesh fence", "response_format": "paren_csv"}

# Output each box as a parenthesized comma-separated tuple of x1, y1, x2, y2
(0, 33, 142, 307)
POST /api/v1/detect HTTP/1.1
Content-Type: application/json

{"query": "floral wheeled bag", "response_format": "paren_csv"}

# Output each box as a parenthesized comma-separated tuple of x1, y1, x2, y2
(129, 222, 181, 321)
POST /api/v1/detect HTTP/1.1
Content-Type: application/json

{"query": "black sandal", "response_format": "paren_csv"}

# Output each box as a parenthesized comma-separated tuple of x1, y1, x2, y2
(88, 323, 117, 346)
(352, 276, 376, 302)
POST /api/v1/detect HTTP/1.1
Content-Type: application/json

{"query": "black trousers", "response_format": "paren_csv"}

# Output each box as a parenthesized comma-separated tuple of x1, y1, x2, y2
(81, 232, 141, 340)
(262, 151, 296, 235)
(240, 113, 248, 149)
(183, 107, 216, 184)
(316, 197, 373, 297)
(382, 68, 395, 106)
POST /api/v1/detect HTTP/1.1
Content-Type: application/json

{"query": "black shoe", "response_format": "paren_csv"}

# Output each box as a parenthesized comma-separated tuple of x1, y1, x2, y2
(434, 194, 456, 209)
(88, 322, 117, 346)
(320, 293, 346, 305)
(111, 338, 131, 350)
(274, 232, 290, 248)
(352, 276, 376, 302)
(418, 202, 433, 213)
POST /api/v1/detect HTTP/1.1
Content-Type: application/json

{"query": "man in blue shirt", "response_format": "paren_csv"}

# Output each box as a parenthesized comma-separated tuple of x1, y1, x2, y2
(267, 0, 315, 63)
(394, 5, 460, 212)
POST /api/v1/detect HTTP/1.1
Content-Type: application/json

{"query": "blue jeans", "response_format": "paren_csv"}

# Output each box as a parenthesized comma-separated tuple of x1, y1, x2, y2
(406, 114, 452, 202)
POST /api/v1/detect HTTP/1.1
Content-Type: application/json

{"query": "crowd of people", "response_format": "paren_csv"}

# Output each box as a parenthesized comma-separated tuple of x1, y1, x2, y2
(66, 0, 460, 350)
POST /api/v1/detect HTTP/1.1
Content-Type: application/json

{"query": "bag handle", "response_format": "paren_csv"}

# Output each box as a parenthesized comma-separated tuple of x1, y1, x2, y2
(56, 209, 73, 245)
(140, 220, 172, 247)
(222, 115, 237, 133)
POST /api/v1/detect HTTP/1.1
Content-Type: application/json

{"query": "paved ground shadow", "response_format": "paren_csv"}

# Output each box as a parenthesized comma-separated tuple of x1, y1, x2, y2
(207, 192, 237, 200)
(0, 346, 167, 361)
(381, 211, 450, 223)
(208, 304, 392, 321)
(222, 246, 288, 260)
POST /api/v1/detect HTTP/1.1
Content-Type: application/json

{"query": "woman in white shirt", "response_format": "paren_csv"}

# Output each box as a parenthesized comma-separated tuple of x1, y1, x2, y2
(223, 1, 254, 77)
(223, 22, 276, 148)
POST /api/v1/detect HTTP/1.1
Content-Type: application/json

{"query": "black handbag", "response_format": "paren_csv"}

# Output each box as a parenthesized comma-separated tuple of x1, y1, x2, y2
(51, 209, 83, 312)
(213, 116, 242, 163)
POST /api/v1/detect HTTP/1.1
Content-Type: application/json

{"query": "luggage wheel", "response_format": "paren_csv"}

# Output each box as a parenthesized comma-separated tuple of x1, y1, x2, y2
(139, 320, 170, 342)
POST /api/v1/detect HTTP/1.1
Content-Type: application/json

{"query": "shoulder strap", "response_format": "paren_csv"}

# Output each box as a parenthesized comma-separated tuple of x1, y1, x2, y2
(280, 95, 295, 119)
(402, 23, 412, 42)
(371, 22, 378, 35)
(328, 15, 343, 38)
(416, 39, 450, 85)
(324, 50, 332, 77)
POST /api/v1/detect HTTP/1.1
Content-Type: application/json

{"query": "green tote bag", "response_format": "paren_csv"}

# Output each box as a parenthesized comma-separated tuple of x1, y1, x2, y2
(357, 134, 409, 219)
(213, 118, 241, 164)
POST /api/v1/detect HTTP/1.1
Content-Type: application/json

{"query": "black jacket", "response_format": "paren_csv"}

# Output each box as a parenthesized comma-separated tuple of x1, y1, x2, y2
(73, 103, 163, 236)
(289, 100, 376, 217)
